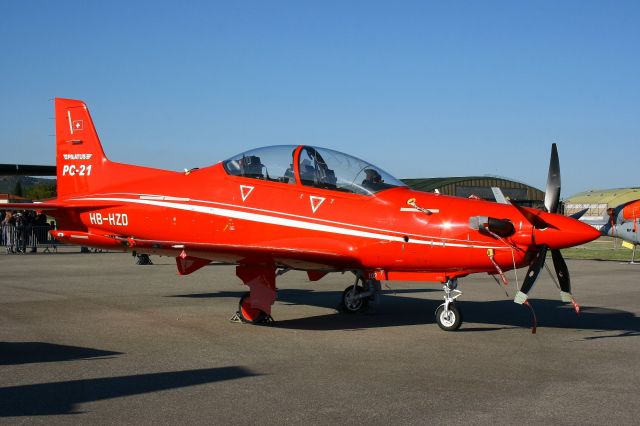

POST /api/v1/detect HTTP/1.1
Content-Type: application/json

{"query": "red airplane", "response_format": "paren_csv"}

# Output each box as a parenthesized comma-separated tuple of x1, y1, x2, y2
(604, 199, 640, 263)
(4, 98, 600, 332)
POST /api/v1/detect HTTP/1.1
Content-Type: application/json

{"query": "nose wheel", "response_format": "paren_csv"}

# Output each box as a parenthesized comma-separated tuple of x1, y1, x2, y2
(435, 279, 463, 331)
(435, 303, 462, 331)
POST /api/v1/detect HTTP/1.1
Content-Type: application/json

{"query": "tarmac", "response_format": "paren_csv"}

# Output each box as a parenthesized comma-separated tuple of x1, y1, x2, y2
(1, 250, 639, 425)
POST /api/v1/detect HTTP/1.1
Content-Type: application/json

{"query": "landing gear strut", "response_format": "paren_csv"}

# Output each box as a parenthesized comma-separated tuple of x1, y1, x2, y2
(435, 279, 463, 331)
(341, 273, 381, 313)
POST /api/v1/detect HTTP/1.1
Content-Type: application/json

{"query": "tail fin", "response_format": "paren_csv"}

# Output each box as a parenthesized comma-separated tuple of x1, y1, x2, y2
(55, 98, 110, 197)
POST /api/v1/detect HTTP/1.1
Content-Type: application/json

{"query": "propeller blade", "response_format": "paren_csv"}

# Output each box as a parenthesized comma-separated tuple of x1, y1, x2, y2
(511, 203, 555, 230)
(544, 143, 561, 213)
(551, 249, 580, 314)
(569, 208, 589, 220)
(491, 187, 509, 204)
(550, 249, 571, 298)
(514, 246, 548, 333)
(514, 245, 548, 305)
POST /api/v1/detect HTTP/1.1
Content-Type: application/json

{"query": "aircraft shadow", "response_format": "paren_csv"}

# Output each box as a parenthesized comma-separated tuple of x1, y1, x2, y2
(169, 290, 640, 336)
(0, 342, 123, 365)
(274, 296, 640, 336)
(169, 288, 439, 310)
(0, 366, 258, 417)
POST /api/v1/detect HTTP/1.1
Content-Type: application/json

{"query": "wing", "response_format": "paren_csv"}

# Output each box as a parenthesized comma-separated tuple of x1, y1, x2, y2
(4, 200, 359, 273)
(123, 236, 362, 272)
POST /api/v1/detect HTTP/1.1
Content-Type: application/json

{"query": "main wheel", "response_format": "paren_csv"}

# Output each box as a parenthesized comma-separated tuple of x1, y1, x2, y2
(341, 286, 369, 313)
(435, 303, 462, 331)
(238, 292, 267, 324)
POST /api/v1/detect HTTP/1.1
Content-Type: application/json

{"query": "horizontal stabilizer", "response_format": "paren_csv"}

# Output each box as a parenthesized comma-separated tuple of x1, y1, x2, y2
(0, 164, 56, 176)
(1, 200, 124, 212)
(0, 202, 64, 211)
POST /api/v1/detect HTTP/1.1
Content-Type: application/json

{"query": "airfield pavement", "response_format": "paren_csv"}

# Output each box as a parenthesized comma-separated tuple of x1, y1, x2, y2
(1, 250, 639, 425)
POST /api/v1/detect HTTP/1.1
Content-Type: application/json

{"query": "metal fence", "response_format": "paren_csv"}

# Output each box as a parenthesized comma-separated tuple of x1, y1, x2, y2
(1, 225, 59, 253)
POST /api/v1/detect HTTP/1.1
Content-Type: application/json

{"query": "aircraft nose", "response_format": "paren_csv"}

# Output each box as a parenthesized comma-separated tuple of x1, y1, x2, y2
(532, 213, 601, 249)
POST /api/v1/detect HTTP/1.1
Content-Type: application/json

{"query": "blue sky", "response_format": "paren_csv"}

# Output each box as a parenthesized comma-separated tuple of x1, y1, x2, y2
(1, 1, 638, 197)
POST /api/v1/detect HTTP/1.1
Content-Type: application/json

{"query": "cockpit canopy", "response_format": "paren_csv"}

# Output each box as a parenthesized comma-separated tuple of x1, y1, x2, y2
(223, 145, 406, 195)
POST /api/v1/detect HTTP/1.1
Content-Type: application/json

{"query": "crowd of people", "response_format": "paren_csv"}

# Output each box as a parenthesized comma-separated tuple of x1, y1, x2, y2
(1, 209, 56, 254)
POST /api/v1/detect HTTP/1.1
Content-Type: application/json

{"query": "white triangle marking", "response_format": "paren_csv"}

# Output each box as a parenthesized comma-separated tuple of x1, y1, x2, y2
(310, 196, 325, 213)
(240, 185, 254, 202)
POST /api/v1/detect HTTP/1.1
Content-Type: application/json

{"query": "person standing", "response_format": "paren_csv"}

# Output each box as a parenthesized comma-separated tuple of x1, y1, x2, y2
(2, 210, 15, 253)
(15, 213, 26, 254)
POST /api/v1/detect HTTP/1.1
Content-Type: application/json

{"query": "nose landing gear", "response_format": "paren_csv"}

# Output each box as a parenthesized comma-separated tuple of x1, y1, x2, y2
(435, 279, 463, 331)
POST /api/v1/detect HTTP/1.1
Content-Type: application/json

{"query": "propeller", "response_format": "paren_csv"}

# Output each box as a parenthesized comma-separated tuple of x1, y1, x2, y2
(512, 143, 580, 333)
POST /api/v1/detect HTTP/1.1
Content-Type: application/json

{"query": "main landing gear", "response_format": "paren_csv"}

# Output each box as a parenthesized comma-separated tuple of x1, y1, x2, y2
(341, 273, 381, 313)
(231, 266, 277, 325)
(237, 292, 270, 324)
(435, 279, 463, 331)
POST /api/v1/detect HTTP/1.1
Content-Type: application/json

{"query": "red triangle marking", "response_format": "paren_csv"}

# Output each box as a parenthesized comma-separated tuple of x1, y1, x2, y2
(240, 185, 254, 202)
(310, 196, 325, 213)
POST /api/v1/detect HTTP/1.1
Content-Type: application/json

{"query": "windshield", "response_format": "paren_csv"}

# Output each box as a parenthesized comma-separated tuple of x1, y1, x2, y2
(223, 145, 297, 184)
(222, 145, 406, 195)
(298, 146, 406, 195)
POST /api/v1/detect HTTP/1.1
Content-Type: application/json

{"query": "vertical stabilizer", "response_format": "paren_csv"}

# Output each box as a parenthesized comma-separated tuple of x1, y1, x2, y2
(55, 98, 109, 197)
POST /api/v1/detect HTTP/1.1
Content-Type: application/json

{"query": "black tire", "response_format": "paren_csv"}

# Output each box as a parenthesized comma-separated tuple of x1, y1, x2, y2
(341, 286, 369, 313)
(435, 303, 462, 331)
(136, 254, 153, 265)
(238, 292, 268, 324)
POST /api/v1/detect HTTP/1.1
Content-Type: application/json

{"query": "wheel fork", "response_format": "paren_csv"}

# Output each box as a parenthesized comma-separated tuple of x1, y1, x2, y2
(441, 279, 462, 313)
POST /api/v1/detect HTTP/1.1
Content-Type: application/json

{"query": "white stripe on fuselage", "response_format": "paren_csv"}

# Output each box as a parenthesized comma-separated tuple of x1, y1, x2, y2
(76, 192, 482, 245)
(73, 195, 505, 250)
(74, 191, 462, 243)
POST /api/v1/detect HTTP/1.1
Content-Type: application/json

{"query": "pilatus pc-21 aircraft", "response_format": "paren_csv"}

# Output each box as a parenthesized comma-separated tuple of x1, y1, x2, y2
(4, 98, 600, 332)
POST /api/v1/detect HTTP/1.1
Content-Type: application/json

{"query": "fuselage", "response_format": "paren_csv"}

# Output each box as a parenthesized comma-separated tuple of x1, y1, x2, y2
(50, 151, 599, 281)
(607, 221, 639, 244)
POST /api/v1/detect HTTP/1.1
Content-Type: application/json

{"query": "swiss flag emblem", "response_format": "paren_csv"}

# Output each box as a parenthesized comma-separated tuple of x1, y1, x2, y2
(72, 120, 83, 131)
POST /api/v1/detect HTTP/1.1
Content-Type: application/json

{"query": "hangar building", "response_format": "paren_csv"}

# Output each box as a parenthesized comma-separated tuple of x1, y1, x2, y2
(402, 176, 545, 208)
